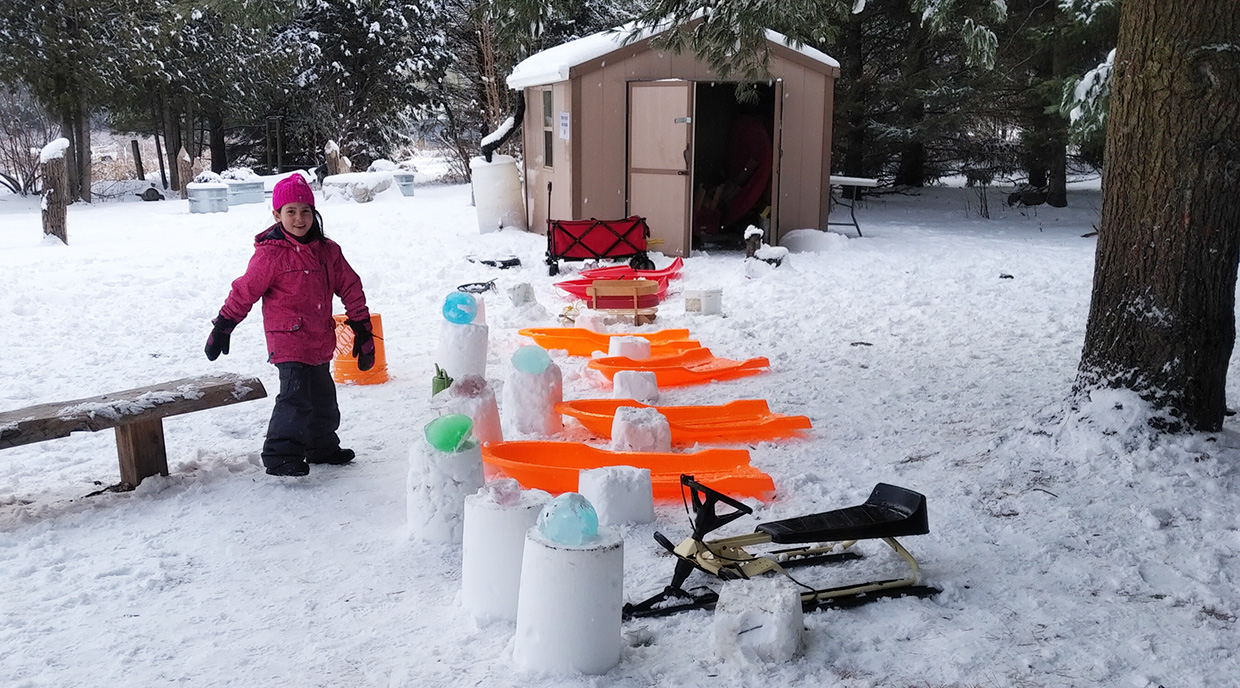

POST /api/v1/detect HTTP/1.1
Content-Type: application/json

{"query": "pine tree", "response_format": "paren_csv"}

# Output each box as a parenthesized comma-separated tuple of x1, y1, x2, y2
(1075, 0, 1240, 431)
(0, 0, 142, 201)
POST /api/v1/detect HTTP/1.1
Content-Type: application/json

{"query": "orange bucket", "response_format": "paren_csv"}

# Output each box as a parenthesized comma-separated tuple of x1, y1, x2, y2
(332, 313, 389, 384)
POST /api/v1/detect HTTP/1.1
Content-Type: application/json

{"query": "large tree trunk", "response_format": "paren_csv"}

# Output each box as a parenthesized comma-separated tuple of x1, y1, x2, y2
(894, 9, 927, 187)
(42, 155, 67, 244)
(1044, 27, 1069, 208)
(161, 90, 182, 191)
(59, 107, 79, 202)
(75, 96, 91, 204)
(208, 112, 227, 173)
(838, 16, 867, 178)
(1074, 0, 1240, 431)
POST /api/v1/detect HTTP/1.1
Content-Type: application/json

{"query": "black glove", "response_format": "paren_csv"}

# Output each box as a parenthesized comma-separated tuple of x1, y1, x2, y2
(346, 318, 375, 371)
(205, 315, 239, 361)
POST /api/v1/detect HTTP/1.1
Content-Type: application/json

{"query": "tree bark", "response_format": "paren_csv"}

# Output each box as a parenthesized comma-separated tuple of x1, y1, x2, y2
(208, 112, 227, 173)
(894, 9, 927, 187)
(161, 90, 181, 191)
(42, 156, 67, 244)
(59, 106, 80, 202)
(131, 140, 145, 181)
(838, 16, 867, 178)
(75, 95, 91, 203)
(1074, 0, 1240, 431)
(153, 124, 168, 189)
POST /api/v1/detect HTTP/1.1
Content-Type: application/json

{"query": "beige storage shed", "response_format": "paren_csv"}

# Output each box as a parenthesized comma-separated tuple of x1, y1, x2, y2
(508, 22, 840, 257)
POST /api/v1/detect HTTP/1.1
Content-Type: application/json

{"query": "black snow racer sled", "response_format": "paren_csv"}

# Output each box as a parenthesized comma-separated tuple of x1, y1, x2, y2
(624, 475, 939, 618)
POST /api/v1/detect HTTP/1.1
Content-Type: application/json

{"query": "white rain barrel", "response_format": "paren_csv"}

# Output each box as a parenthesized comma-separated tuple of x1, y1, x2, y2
(470, 155, 527, 233)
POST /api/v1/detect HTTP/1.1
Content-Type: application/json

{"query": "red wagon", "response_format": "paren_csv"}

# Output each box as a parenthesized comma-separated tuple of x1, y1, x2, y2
(546, 215, 657, 276)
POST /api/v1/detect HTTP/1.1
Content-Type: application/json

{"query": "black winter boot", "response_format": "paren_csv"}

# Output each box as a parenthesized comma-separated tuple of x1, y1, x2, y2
(307, 448, 356, 466)
(266, 460, 310, 476)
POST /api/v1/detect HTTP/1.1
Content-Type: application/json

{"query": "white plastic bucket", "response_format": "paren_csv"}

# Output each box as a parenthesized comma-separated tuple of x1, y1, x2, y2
(392, 171, 416, 197)
(684, 288, 722, 315)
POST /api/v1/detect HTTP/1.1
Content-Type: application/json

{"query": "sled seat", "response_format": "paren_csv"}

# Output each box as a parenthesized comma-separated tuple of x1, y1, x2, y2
(0, 374, 267, 489)
(756, 483, 928, 544)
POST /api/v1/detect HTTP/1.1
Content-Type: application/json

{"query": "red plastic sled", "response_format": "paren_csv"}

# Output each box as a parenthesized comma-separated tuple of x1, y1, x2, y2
(554, 275, 670, 301)
(578, 256, 684, 281)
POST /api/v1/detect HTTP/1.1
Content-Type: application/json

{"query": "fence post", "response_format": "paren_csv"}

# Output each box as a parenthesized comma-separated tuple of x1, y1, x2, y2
(131, 140, 146, 181)
(41, 143, 68, 245)
(177, 146, 192, 199)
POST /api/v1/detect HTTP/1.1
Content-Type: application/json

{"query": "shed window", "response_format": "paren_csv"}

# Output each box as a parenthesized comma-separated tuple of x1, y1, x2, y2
(541, 89, 554, 168)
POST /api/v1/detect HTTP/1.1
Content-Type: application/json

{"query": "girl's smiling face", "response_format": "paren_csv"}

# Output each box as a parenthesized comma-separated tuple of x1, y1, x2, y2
(274, 202, 314, 237)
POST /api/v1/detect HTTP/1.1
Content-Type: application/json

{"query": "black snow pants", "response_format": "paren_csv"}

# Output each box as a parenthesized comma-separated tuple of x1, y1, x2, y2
(262, 362, 341, 467)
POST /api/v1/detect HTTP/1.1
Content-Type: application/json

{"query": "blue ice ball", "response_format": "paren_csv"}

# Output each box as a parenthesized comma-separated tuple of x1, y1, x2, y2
(511, 345, 551, 374)
(443, 291, 477, 324)
(537, 493, 599, 546)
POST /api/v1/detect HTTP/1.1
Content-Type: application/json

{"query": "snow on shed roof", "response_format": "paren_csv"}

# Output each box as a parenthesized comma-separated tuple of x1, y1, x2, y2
(506, 24, 839, 90)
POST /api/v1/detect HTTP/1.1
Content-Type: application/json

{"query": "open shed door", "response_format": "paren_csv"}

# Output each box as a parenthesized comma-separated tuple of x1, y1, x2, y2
(769, 78, 784, 244)
(627, 81, 693, 257)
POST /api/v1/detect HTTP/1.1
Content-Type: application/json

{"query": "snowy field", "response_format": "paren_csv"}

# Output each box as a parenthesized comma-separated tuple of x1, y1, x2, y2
(0, 168, 1236, 688)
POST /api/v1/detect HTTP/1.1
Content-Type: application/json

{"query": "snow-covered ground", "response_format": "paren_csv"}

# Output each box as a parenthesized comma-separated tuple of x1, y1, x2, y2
(0, 171, 1236, 688)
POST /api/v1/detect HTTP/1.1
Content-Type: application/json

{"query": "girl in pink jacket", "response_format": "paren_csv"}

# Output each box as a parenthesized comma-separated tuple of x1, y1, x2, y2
(205, 174, 374, 477)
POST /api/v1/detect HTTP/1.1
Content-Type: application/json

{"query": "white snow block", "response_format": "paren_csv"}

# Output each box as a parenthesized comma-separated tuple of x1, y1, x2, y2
(578, 466, 655, 526)
(574, 310, 611, 332)
(712, 577, 804, 663)
(436, 320, 489, 380)
(613, 370, 659, 403)
(501, 361, 563, 436)
(438, 375, 503, 445)
(609, 406, 671, 453)
(406, 439, 484, 544)
(607, 336, 651, 359)
(513, 527, 624, 674)
(461, 483, 550, 622)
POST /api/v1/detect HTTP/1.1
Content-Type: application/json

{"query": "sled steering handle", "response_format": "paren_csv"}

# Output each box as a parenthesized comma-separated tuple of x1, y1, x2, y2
(681, 474, 752, 537)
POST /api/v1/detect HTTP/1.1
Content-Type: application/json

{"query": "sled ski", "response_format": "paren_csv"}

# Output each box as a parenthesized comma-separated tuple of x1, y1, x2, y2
(624, 475, 939, 619)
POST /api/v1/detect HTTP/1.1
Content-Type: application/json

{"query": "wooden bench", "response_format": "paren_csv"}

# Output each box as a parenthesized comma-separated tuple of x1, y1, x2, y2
(0, 374, 268, 488)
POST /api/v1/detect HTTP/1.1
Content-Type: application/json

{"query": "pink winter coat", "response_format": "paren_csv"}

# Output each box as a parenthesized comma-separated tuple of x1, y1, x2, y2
(220, 224, 370, 365)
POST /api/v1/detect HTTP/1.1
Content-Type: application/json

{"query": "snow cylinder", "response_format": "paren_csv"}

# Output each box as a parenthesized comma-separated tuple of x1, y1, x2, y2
(461, 484, 550, 621)
(712, 577, 804, 663)
(501, 357, 563, 437)
(407, 422, 484, 544)
(609, 406, 671, 453)
(433, 375, 503, 445)
(613, 370, 659, 403)
(470, 155, 527, 233)
(607, 335, 651, 359)
(435, 321, 489, 380)
(578, 466, 655, 526)
(513, 526, 624, 674)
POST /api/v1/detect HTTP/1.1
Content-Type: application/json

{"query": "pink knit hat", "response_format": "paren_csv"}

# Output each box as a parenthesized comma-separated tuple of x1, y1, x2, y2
(272, 174, 315, 210)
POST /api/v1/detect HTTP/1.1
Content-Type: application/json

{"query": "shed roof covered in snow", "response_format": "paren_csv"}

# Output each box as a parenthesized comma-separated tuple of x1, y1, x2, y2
(507, 24, 839, 90)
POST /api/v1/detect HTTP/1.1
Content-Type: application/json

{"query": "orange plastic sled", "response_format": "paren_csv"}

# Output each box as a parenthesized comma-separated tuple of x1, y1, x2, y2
(482, 441, 774, 501)
(587, 347, 770, 387)
(518, 327, 702, 357)
(556, 399, 811, 446)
